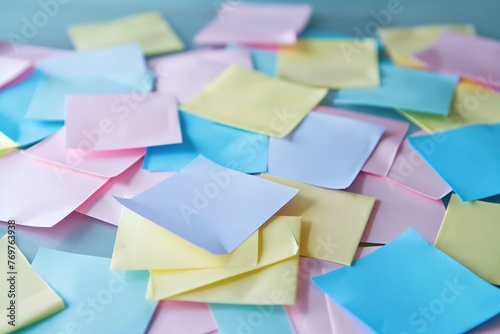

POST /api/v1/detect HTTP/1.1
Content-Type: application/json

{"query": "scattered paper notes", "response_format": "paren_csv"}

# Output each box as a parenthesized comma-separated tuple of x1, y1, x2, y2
(0, 236, 65, 333)
(267, 112, 385, 189)
(334, 63, 459, 115)
(68, 11, 184, 55)
(278, 38, 380, 88)
(116, 156, 298, 254)
(181, 65, 327, 137)
(312, 228, 500, 334)
(378, 24, 475, 67)
(408, 123, 500, 201)
(435, 194, 500, 285)
(194, 2, 311, 45)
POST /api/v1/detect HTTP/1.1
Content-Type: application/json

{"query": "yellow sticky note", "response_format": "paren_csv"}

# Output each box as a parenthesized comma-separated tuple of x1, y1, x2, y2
(147, 216, 301, 304)
(111, 206, 259, 270)
(0, 132, 18, 153)
(180, 66, 327, 138)
(278, 39, 380, 88)
(68, 11, 184, 56)
(435, 195, 500, 285)
(378, 24, 475, 68)
(0, 235, 65, 333)
(261, 174, 375, 265)
(399, 81, 500, 132)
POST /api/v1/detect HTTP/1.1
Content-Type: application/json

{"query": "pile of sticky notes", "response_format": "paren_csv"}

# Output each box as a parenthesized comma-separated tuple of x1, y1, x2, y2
(1, 3, 500, 334)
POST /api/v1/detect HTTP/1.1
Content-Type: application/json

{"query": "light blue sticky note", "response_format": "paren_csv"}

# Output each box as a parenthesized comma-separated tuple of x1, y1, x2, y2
(36, 43, 147, 76)
(210, 304, 295, 334)
(143, 111, 269, 173)
(408, 124, 500, 201)
(0, 70, 62, 146)
(312, 228, 500, 334)
(227, 44, 277, 77)
(116, 155, 297, 254)
(267, 112, 384, 189)
(334, 63, 459, 115)
(18, 248, 156, 334)
(24, 71, 155, 120)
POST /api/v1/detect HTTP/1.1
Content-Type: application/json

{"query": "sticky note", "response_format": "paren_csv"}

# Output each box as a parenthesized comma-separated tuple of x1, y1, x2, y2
(346, 172, 446, 244)
(181, 65, 327, 138)
(194, 3, 311, 45)
(0, 151, 108, 227)
(378, 24, 475, 68)
(261, 174, 375, 265)
(415, 30, 500, 89)
(334, 63, 459, 115)
(316, 106, 409, 176)
(0, 55, 31, 89)
(435, 194, 500, 285)
(313, 228, 500, 334)
(148, 301, 218, 334)
(111, 206, 259, 270)
(23, 129, 145, 178)
(387, 136, 451, 199)
(267, 112, 384, 189)
(68, 11, 184, 55)
(65, 93, 181, 150)
(0, 235, 64, 333)
(20, 248, 157, 333)
(147, 216, 301, 304)
(0, 70, 62, 146)
(149, 48, 253, 103)
(227, 44, 278, 77)
(210, 304, 295, 334)
(408, 124, 500, 201)
(143, 111, 269, 174)
(278, 38, 380, 88)
(0, 41, 69, 61)
(399, 81, 500, 132)
(76, 159, 173, 225)
(116, 156, 297, 254)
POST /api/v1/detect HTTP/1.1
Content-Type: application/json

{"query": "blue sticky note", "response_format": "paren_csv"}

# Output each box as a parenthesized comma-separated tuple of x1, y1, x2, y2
(334, 63, 459, 115)
(0, 70, 62, 146)
(18, 248, 157, 334)
(210, 304, 295, 334)
(143, 111, 269, 173)
(117, 155, 298, 254)
(24, 71, 155, 120)
(312, 228, 500, 334)
(227, 44, 277, 77)
(408, 124, 500, 201)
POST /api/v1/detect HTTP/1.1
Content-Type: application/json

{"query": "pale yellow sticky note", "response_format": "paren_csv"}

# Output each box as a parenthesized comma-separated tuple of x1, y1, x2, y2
(180, 66, 327, 138)
(399, 81, 500, 132)
(147, 216, 301, 304)
(378, 24, 475, 68)
(435, 195, 500, 285)
(0, 132, 18, 153)
(111, 206, 259, 270)
(68, 11, 184, 56)
(0, 235, 65, 333)
(278, 38, 380, 88)
(261, 174, 375, 265)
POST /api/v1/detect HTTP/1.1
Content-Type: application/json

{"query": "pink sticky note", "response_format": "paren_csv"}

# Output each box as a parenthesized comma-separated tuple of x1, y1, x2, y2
(23, 129, 145, 178)
(415, 30, 500, 89)
(286, 248, 379, 334)
(149, 48, 253, 103)
(147, 301, 218, 334)
(65, 93, 182, 151)
(387, 133, 452, 200)
(315, 106, 409, 176)
(0, 55, 32, 89)
(346, 172, 445, 244)
(0, 152, 108, 227)
(194, 3, 312, 46)
(76, 159, 174, 225)
(0, 41, 70, 61)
